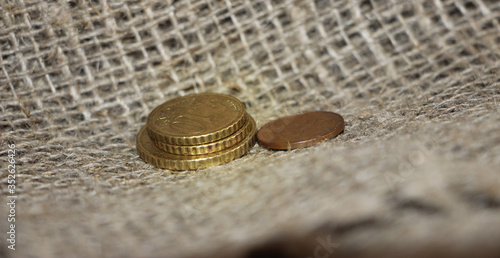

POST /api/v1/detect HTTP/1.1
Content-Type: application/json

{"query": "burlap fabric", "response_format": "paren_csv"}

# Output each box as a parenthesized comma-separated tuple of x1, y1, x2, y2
(1, 0, 500, 257)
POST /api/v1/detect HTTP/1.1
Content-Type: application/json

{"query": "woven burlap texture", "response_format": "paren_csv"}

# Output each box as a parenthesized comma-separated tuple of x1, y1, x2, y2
(1, 0, 500, 257)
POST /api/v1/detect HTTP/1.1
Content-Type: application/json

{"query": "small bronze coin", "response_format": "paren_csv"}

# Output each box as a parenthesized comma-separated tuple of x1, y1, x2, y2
(257, 111, 344, 150)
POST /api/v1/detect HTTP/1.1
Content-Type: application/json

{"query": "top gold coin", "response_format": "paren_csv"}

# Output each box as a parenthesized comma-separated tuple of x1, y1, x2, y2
(147, 93, 246, 146)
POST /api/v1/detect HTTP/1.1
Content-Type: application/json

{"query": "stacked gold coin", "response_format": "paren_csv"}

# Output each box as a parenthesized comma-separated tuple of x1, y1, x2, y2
(137, 93, 256, 170)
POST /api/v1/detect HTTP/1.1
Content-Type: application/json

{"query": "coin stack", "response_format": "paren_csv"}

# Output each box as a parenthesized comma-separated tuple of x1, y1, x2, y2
(137, 93, 256, 170)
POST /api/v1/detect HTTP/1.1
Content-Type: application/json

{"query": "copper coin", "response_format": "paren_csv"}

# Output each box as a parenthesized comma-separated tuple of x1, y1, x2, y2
(257, 111, 344, 150)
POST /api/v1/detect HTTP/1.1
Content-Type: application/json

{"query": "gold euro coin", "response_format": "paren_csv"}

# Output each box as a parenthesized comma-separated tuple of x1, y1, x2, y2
(137, 115, 256, 170)
(154, 113, 254, 156)
(147, 93, 246, 146)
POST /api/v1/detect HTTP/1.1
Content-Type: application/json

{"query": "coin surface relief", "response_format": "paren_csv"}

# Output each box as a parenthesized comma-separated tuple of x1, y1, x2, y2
(147, 93, 246, 146)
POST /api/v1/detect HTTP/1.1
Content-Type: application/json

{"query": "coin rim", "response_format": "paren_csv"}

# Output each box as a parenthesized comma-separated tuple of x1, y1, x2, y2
(147, 93, 246, 146)
(154, 113, 253, 156)
(257, 111, 344, 150)
(137, 115, 256, 170)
